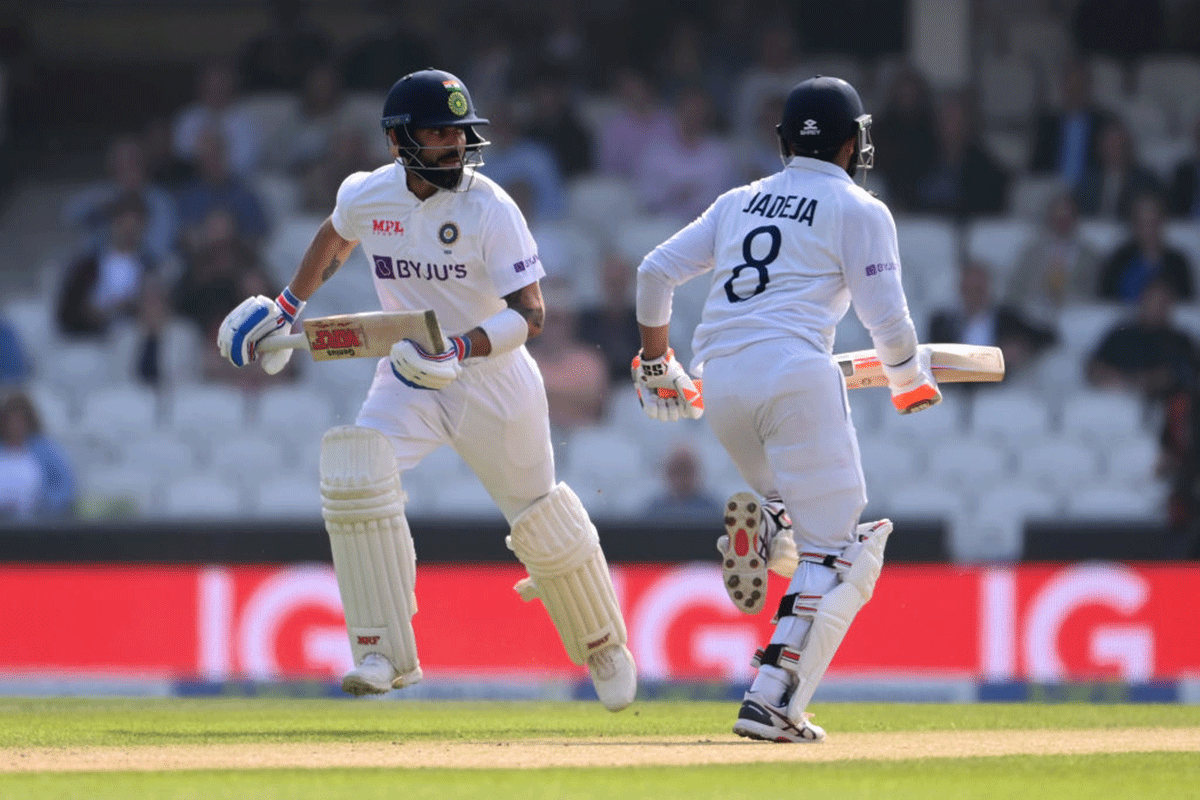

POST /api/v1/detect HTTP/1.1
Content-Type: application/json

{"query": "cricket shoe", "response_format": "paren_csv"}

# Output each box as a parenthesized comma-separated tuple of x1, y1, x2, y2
(341, 653, 423, 696)
(717, 492, 799, 614)
(732, 698, 826, 743)
(587, 644, 637, 712)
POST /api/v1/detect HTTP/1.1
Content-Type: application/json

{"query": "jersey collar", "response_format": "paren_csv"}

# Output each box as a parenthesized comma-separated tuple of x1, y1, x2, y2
(784, 156, 853, 183)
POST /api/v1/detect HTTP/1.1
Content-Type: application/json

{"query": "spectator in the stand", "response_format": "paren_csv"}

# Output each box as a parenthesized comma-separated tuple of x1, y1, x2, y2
(175, 126, 271, 251)
(237, 0, 333, 92)
(479, 101, 565, 224)
(872, 64, 940, 211)
(1098, 191, 1193, 302)
(340, 2, 435, 92)
(1074, 117, 1161, 220)
(1006, 191, 1102, 317)
(1160, 374, 1200, 558)
(1030, 58, 1116, 194)
(0, 391, 76, 519)
(635, 85, 734, 222)
(57, 193, 157, 338)
(122, 274, 190, 389)
(930, 260, 1057, 380)
(1088, 275, 1195, 401)
(727, 26, 805, 140)
(172, 60, 262, 177)
(1168, 108, 1200, 219)
(0, 311, 30, 386)
(526, 282, 609, 429)
(656, 18, 733, 115)
(579, 253, 642, 383)
(916, 90, 1010, 219)
(1071, 0, 1166, 65)
(270, 60, 348, 175)
(524, 72, 593, 178)
(142, 116, 195, 190)
(62, 136, 178, 261)
(733, 89, 788, 183)
(298, 124, 379, 214)
(172, 206, 271, 341)
(595, 66, 674, 181)
(642, 443, 722, 521)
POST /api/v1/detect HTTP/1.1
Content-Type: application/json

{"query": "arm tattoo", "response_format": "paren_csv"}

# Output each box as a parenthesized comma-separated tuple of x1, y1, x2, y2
(320, 257, 342, 283)
(505, 290, 545, 330)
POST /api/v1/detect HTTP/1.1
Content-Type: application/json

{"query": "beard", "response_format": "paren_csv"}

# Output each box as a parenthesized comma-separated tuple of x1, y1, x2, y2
(407, 150, 464, 191)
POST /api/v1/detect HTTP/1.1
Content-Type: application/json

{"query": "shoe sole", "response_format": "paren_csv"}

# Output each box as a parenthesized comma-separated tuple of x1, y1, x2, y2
(721, 492, 769, 614)
(733, 718, 825, 743)
(341, 675, 392, 696)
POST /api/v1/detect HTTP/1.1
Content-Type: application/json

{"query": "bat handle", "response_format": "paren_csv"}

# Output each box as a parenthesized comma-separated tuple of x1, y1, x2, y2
(255, 332, 308, 353)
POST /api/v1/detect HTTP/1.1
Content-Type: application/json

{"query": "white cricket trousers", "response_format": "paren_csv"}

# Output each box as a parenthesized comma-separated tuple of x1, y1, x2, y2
(701, 338, 867, 554)
(356, 347, 556, 523)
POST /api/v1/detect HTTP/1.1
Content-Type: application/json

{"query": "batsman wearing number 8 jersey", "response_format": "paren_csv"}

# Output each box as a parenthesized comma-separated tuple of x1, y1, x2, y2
(632, 76, 942, 741)
(216, 68, 635, 711)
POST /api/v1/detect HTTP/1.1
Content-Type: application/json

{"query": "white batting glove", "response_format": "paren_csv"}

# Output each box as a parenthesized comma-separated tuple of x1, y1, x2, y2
(216, 288, 306, 375)
(882, 345, 942, 415)
(390, 335, 470, 391)
(631, 348, 704, 421)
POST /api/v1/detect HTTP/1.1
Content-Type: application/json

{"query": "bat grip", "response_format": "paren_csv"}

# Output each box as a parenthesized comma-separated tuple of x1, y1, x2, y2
(255, 333, 307, 353)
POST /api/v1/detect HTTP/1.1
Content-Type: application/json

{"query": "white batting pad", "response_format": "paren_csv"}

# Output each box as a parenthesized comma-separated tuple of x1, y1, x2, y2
(506, 483, 627, 665)
(320, 425, 421, 686)
(786, 520, 892, 722)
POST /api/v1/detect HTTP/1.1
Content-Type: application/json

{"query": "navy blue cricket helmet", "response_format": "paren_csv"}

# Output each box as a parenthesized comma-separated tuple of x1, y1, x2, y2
(381, 68, 489, 146)
(777, 75, 874, 179)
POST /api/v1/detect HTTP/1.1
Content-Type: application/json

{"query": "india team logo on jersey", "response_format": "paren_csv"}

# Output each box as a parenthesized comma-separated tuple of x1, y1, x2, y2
(438, 221, 460, 246)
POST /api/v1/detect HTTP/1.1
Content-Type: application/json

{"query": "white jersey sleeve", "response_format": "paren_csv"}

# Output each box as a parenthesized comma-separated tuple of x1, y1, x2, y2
(479, 191, 544, 297)
(330, 171, 372, 241)
(841, 195, 918, 367)
(635, 201, 721, 327)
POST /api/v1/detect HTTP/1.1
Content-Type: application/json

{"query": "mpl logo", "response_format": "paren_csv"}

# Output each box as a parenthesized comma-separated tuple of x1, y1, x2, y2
(372, 219, 405, 235)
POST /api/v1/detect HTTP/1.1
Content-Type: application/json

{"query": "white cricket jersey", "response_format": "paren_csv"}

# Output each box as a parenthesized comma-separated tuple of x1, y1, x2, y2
(638, 157, 917, 372)
(330, 164, 544, 337)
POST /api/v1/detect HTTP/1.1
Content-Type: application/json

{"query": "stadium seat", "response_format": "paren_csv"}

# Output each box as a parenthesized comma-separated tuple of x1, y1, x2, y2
(208, 432, 290, 485)
(1135, 56, 1200, 120)
(1007, 175, 1070, 220)
(964, 218, 1035, 290)
(978, 55, 1037, 129)
(1077, 220, 1124, 257)
(78, 465, 160, 519)
(161, 472, 245, 519)
(948, 513, 1023, 563)
(925, 438, 1011, 489)
(164, 384, 250, 438)
(43, 341, 113, 394)
(255, 384, 339, 440)
(885, 482, 971, 522)
(23, 381, 73, 436)
(894, 216, 960, 309)
(1059, 389, 1145, 442)
(859, 436, 923, 490)
(974, 480, 1061, 522)
(1087, 56, 1128, 112)
(113, 430, 198, 481)
(1016, 438, 1102, 493)
(561, 425, 646, 497)
(250, 472, 323, 519)
(1064, 482, 1163, 521)
(1102, 432, 1163, 488)
(970, 388, 1053, 442)
(263, 213, 326, 286)
(529, 219, 604, 305)
(78, 384, 161, 438)
(1055, 302, 1125, 355)
(613, 215, 688, 265)
(878, 387, 967, 443)
(2, 295, 57, 355)
(231, 92, 299, 149)
(565, 175, 640, 244)
(1121, 94, 1171, 140)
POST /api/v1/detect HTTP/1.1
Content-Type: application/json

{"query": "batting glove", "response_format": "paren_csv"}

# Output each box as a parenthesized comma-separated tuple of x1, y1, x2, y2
(217, 287, 306, 375)
(882, 345, 942, 414)
(631, 348, 704, 421)
(390, 335, 470, 391)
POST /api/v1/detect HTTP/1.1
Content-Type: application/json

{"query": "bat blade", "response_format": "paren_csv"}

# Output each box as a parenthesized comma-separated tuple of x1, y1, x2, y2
(837, 343, 1005, 389)
(258, 310, 445, 360)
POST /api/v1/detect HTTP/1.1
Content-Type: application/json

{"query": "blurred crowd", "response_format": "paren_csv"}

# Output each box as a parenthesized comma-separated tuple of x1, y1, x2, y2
(0, 0, 1199, 556)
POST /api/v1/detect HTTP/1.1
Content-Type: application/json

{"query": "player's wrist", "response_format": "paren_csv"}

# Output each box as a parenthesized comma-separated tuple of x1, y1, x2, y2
(275, 287, 306, 325)
(450, 335, 471, 360)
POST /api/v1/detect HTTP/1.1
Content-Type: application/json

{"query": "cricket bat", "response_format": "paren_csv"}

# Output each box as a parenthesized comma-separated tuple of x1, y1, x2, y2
(256, 310, 445, 360)
(656, 343, 1004, 398)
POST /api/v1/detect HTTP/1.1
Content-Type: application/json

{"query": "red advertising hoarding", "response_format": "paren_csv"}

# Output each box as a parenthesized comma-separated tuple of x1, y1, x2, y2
(2, 562, 1196, 682)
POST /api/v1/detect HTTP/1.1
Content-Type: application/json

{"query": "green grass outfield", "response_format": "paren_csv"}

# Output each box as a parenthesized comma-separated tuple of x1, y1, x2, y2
(0, 699, 1197, 799)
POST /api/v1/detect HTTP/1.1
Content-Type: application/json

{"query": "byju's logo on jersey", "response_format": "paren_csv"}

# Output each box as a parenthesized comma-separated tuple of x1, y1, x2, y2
(372, 219, 405, 235)
(800, 119, 820, 135)
(864, 262, 898, 276)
